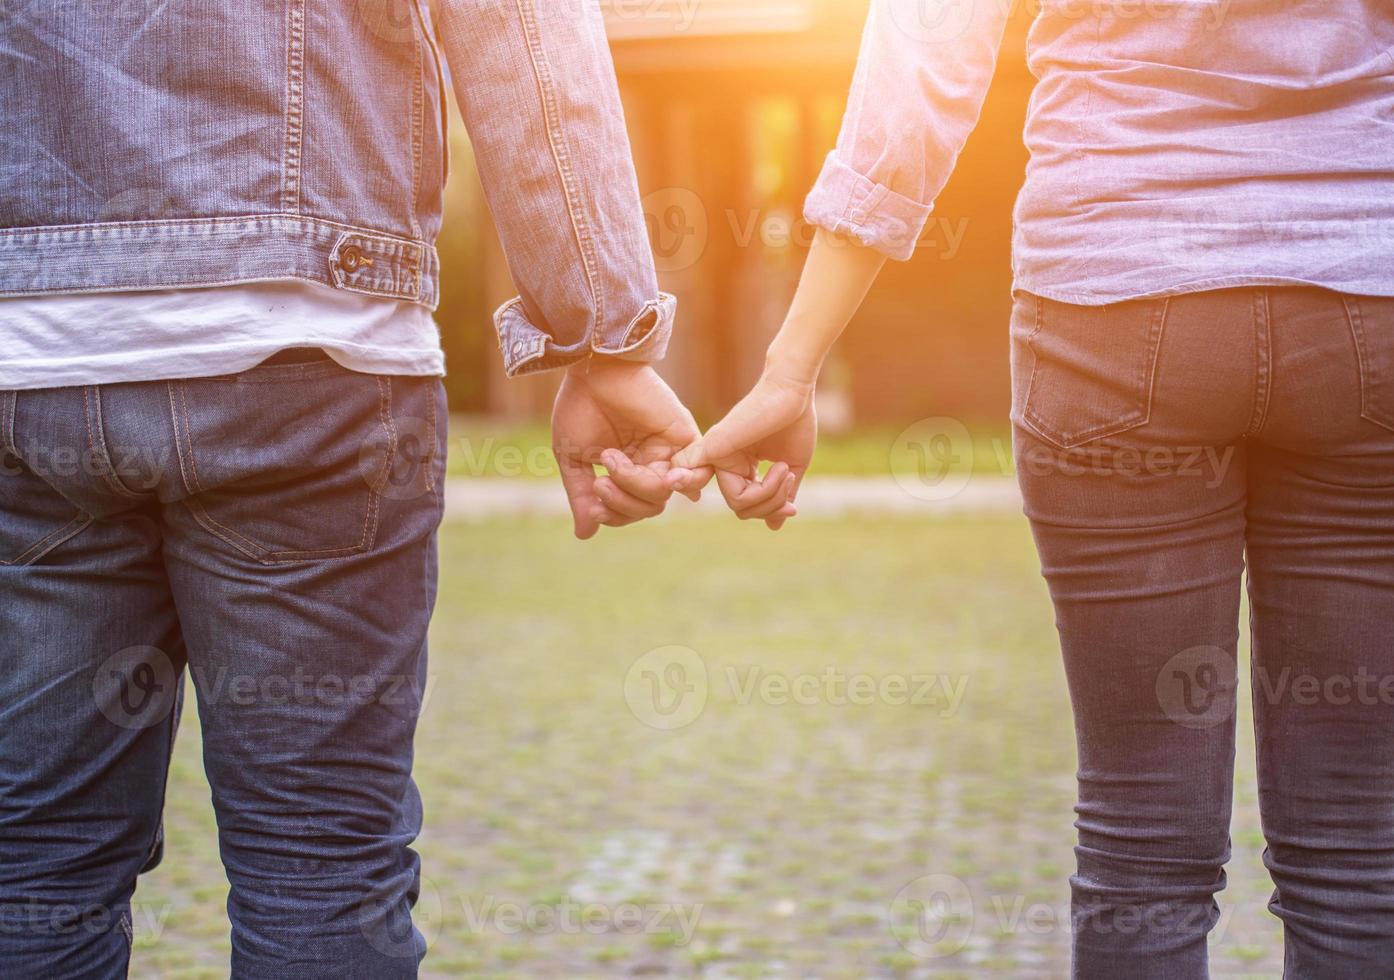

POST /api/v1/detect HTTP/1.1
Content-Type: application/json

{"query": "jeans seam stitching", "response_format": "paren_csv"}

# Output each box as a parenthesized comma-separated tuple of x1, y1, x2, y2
(177, 383, 207, 494)
(1138, 298, 1169, 430)
(1, 391, 15, 455)
(516, 0, 605, 347)
(1346, 297, 1369, 410)
(425, 379, 438, 500)
(166, 382, 196, 497)
(280, 0, 307, 214)
(408, 14, 425, 242)
(1246, 289, 1273, 437)
(83, 386, 143, 499)
(183, 498, 267, 562)
(0, 513, 93, 567)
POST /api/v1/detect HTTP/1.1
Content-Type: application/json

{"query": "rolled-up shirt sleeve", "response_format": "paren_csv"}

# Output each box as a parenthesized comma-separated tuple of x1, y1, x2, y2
(438, 1, 673, 377)
(805, 0, 1012, 262)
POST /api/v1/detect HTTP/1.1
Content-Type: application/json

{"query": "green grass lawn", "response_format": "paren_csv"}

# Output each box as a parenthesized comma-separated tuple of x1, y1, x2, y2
(130, 514, 1282, 978)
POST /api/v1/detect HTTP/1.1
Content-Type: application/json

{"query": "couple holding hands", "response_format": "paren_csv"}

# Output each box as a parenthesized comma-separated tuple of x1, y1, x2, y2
(3, 0, 1394, 976)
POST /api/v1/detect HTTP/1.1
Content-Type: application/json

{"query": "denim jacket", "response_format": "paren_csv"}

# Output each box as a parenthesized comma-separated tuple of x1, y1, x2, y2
(0, 0, 672, 377)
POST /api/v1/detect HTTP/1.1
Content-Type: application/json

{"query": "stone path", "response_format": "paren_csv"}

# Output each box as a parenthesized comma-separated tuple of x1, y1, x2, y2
(443, 475, 1024, 521)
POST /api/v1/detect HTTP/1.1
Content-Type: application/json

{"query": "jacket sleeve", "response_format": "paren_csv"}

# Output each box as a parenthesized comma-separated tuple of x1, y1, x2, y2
(804, 0, 1012, 261)
(437, 0, 674, 377)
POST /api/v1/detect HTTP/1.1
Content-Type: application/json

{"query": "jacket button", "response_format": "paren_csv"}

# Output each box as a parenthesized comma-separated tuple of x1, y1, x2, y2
(341, 245, 374, 274)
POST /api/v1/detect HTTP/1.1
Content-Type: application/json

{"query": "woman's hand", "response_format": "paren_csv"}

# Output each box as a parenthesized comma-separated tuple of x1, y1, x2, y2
(669, 230, 886, 531)
(668, 363, 816, 531)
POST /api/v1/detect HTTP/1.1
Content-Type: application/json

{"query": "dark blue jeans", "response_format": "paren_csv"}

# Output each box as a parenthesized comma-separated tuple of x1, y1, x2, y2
(0, 352, 445, 978)
(1012, 289, 1394, 977)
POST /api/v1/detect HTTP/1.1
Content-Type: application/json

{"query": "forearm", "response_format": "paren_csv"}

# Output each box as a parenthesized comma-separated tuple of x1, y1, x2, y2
(765, 231, 887, 384)
(438, 1, 673, 377)
(803, 0, 1011, 261)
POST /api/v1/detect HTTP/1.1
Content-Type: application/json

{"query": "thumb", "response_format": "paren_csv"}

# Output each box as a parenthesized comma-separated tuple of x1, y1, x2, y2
(557, 455, 602, 541)
(671, 438, 709, 471)
(687, 384, 799, 469)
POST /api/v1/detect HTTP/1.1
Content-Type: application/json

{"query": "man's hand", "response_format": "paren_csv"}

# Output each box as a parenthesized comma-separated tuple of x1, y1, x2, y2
(552, 359, 712, 540)
(668, 365, 815, 531)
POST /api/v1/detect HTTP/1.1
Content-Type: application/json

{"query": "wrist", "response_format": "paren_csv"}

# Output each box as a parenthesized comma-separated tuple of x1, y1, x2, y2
(566, 356, 648, 383)
(764, 328, 826, 387)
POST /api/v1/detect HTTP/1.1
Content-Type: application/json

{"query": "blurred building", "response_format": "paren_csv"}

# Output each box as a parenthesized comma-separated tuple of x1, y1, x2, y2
(437, 0, 1035, 429)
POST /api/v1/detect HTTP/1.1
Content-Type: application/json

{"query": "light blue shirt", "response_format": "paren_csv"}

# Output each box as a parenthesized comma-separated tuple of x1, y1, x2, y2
(805, 0, 1394, 303)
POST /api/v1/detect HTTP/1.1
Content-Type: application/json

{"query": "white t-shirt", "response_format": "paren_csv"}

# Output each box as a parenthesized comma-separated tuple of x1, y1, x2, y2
(0, 282, 444, 390)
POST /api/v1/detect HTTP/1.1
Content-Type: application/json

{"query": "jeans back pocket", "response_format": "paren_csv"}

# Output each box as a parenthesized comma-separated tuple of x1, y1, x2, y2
(1015, 295, 1169, 450)
(170, 364, 429, 565)
(0, 392, 93, 566)
(1345, 296, 1394, 433)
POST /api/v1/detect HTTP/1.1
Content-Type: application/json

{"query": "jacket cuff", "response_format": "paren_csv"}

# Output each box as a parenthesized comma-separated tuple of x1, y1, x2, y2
(494, 293, 676, 378)
(803, 153, 932, 262)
